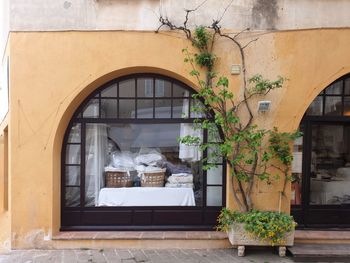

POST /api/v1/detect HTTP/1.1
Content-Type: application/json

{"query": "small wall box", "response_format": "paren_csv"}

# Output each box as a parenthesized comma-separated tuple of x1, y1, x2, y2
(258, 101, 271, 112)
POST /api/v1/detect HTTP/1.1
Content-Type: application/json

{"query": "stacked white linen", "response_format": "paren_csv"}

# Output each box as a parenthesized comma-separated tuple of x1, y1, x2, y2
(110, 151, 135, 170)
(165, 173, 194, 188)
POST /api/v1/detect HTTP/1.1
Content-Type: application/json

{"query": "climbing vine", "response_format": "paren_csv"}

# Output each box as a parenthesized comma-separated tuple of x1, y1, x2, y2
(156, 9, 301, 212)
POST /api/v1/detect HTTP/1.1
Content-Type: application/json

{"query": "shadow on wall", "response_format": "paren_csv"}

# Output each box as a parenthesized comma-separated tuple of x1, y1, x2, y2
(252, 0, 279, 30)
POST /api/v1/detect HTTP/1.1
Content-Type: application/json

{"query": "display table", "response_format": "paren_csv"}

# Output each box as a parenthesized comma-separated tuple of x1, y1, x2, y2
(310, 178, 350, 204)
(98, 187, 195, 206)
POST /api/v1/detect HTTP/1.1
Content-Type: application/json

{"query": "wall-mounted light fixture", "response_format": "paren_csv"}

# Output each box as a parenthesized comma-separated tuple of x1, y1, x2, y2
(257, 101, 271, 112)
(231, 64, 241, 75)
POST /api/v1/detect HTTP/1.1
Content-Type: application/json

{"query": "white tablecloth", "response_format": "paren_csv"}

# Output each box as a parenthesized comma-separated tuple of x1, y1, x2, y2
(98, 187, 195, 206)
(310, 179, 350, 204)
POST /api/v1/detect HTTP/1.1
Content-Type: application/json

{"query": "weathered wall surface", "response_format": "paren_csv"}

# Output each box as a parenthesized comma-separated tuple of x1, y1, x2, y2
(0, 0, 9, 56)
(0, 116, 10, 252)
(5, 29, 350, 248)
(8, 0, 350, 32)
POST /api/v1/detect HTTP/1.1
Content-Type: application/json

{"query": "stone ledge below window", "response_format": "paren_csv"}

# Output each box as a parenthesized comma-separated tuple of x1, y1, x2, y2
(295, 230, 350, 243)
(53, 231, 228, 241)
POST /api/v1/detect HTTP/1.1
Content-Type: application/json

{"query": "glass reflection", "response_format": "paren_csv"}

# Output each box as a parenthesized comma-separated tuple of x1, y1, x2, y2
(77, 123, 211, 207)
(310, 124, 350, 205)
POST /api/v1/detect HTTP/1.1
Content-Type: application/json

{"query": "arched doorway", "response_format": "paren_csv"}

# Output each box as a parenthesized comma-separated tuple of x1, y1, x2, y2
(291, 74, 350, 227)
(61, 73, 226, 230)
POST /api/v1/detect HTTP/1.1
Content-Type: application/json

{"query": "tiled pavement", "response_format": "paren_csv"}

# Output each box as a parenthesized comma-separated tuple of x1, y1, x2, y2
(0, 248, 294, 263)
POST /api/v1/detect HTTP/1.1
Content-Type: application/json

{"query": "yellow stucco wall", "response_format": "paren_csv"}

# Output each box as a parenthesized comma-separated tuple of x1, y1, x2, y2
(1, 29, 350, 249)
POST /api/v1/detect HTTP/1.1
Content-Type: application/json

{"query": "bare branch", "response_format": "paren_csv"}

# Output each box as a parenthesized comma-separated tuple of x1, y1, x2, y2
(233, 28, 250, 40)
(216, 0, 234, 24)
(242, 38, 259, 49)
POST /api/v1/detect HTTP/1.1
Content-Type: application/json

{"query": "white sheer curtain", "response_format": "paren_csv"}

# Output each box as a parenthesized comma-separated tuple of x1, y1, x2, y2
(179, 91, 202, 162)
(83, 102, 108, 206)
(85, 123, 108, 206)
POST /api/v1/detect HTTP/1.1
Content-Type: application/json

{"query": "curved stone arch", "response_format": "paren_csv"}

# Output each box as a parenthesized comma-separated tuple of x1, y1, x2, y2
(279, 68, 350, 131)
(51, 67, 201, 232)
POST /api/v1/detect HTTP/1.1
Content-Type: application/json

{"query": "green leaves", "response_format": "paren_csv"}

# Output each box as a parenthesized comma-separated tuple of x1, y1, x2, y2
(248, 74, 286, 95)
(177, 135, 201, 146)
(216, 76, 229, 88)
(217, 209, 297, 246)
(268, 127, 302, 166)
(195, 52, 216, 69)
(192, 26, 212, 50)
(179, 26, 301, 212)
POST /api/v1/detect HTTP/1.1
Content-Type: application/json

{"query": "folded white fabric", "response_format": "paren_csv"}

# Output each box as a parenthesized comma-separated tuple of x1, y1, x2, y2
(135, 153, 163, 166)
(136, 165, 165, 173)
(104, 166, 134, 172)
(165, 182, 194, 188)
(171, 173, 192, 177)
(167, 175, 193, 183)
(111, 151, 135, 170)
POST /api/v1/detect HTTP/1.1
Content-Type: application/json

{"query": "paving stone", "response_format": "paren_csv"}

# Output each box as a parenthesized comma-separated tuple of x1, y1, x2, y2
(102, 249, 121, 263)
(89, 249, 107, 263)
(115, 249, 134, 260)
(129, 250, 148, 262)
(19, 250, 37, 263)
(75, 249, 94, 262)
(62, 250, 77, 263)
(0, 248, 294, 262)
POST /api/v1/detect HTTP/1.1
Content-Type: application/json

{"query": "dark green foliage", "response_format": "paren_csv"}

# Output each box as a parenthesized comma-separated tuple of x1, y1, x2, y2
(179, 26, 302, 213)
(217, 208, 297, 245)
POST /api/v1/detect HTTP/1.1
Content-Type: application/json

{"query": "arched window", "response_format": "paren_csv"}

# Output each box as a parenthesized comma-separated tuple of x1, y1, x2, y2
(291, 74, 350, 227)
(61, 74, 226, 230)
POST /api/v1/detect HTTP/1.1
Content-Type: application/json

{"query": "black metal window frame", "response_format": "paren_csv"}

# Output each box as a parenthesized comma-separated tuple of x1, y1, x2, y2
(292, 73, 350, 228)
(61, 73, 226, 230)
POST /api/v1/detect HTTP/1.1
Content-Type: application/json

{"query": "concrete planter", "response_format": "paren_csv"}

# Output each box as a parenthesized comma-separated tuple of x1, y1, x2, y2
(227, 223, 295, 257)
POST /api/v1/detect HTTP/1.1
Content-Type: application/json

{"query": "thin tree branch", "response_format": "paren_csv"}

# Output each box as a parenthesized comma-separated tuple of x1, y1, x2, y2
(242, 38, 259, 49)
(216, 0, 234, 24)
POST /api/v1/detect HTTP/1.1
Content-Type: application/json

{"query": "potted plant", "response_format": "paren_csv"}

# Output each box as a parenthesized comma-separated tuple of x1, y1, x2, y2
(217, 209, 296, 256)
(157, 16, 300, 257)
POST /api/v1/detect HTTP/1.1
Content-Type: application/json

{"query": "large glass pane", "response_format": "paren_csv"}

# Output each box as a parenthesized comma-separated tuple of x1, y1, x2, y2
(343, 97, 350, 116)
(137, 99, 153, 118)
(207, 145, 223, 163)
(344, 78, 350, 95)
(207, 166, 223, 185)
(206, 186, 222, 206)
(83, 123, 208, 207)
(173, 99, 189, 118)
(67, 123, 81, 143)
(119, 99, 135, 118)
(173, 84, 189, 97)
(325, 80, 343, 95)
(306, 96, 323, 116)
(137, 78, 153, 97)
(208, 125, 222, 143)
(324, 96, 342, 115)
(190, 99, 206, 118)
(83, 99, 99, 118)
(155, 99, 171, 118)
(101, 83, 118, 97)
(101, 99, 117, 118)
(65, 145, 81, 164)
(310, 124, 350, 205)
(119, 79, 135, 97)
(65, 187, 80, 207)
(155, 79, 171, 97)
(291, 131, 303, 205)
(65, 166, 80, 186)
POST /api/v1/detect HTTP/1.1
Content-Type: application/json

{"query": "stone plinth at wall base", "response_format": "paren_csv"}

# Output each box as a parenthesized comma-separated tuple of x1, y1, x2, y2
(227, 223, 295, 257)
(41, 231, 230, 250)
(295, 230, 350, 244)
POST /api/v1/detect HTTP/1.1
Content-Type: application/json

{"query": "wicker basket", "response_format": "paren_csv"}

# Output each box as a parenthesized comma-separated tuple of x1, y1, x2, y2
(105, 170, 133, 188)
(140, 169, 166, 187)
